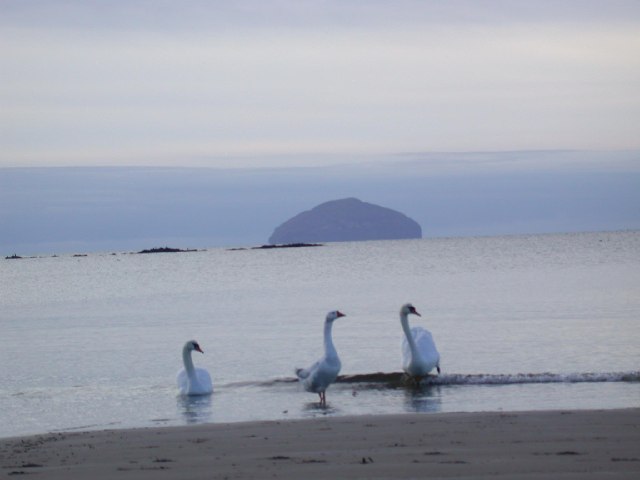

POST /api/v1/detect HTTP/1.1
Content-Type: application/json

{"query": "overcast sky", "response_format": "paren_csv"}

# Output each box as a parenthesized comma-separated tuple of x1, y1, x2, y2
(2, 0, 640, 168)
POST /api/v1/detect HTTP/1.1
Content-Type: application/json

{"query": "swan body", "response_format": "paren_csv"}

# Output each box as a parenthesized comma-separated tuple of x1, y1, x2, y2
(295, 310, 346, 405)
(177, 340, 213, 396)
(400, 303, 440, 380)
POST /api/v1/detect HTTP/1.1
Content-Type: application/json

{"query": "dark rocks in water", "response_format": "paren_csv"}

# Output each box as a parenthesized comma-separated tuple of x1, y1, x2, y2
(268, 197, 422, 244)
(335, 371, 439, 389)
(227, 243, 323, 251)
(253, 243, 323, 250)
(5, 254, 22, 259)
(136, 247, 198, 254)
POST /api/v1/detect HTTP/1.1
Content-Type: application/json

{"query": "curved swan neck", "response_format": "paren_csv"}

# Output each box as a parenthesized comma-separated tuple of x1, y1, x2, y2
(323, 320, 338, 359)
(400, 312, 418, 356)
(182, 346, 196, 378)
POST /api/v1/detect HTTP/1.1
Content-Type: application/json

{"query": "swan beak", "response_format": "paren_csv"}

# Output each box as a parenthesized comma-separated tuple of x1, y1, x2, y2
(410, 307, 421, 316)
(337, 311, 346, 318)
(195, 345, 204, 353)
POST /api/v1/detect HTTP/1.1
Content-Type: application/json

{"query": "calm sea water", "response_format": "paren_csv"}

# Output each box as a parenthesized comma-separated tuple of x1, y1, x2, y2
(1, 231, 639, 438)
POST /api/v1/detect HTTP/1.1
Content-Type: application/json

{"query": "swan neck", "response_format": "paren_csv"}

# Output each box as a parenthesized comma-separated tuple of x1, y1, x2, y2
(401, 312, 418, 355)
(323, 320, 338, 359)
(182, 346, 196, 378)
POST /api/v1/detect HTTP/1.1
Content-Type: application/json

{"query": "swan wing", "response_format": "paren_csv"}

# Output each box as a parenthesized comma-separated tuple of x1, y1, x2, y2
(193, 367, 213, 395)
(296, 358, 320, 381)
(298, 357, 341, 393)
(413, 327, 440, 364)
(295, 366, 311, 379)
(402, 327, 440, 375)
(177, 367, 213, 395)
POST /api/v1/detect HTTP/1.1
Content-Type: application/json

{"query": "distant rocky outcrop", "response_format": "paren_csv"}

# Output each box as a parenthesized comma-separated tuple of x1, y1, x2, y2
(228, 243, 323, 251)
(268, 198, 422, 244)
(136, 247, 198, 254)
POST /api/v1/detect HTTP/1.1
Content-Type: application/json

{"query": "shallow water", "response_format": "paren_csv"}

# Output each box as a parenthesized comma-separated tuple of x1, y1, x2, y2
(1, 231, 639, 437)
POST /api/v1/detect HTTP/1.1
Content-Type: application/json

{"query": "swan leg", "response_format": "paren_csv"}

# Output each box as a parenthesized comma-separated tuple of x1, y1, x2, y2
(319, 391, 326, 406)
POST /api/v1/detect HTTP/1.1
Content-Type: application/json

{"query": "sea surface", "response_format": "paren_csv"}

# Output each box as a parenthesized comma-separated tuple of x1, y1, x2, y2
(1, 231, 639, 438)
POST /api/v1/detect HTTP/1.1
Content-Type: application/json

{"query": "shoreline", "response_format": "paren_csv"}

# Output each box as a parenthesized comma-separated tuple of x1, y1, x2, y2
(1, 408, 638, 479)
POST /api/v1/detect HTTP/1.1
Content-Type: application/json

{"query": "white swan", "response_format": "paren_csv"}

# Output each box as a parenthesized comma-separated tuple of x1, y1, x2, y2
(295, 310, 346, 406)
(400, 303, 440, 380)
(177, 340, 213, 396)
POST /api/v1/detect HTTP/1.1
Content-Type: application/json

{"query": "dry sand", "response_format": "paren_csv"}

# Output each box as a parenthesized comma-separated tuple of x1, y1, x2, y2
(1, 409, 638, 479)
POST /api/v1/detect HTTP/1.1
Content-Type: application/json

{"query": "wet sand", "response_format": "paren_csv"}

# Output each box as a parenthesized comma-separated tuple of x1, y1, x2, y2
(1, 408, 638, 479)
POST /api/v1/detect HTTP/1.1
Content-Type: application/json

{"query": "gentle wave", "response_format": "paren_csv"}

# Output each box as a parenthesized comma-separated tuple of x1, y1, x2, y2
(223, 371, 640, 389)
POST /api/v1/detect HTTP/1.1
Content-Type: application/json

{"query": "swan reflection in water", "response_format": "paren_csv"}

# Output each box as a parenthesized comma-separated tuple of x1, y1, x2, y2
(301, 399, 340, 416)
(177, 394, 213, 424)
(403, 384, 442, 413)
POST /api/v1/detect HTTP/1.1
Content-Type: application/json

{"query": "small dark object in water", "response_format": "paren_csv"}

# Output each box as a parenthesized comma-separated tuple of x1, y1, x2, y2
(5, 254, 22, 259)
(136, 247, 197, 254)
(253, 243, 323, 249)
(227, 243, 323, 251)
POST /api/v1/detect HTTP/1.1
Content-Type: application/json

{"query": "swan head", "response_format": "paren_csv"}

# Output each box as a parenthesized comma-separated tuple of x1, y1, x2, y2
(401, 303, 421, 317)
(184, 340, 204, 354)
(326, 310, 346, 322)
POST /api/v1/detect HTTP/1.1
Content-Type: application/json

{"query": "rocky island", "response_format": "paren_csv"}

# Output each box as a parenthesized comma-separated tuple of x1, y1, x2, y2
(136, 247, 198, 254)
(268, 197, 422, 244)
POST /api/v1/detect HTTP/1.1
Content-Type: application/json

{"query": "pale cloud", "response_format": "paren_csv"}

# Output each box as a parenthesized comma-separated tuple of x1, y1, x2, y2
(1, 1, 640, 167)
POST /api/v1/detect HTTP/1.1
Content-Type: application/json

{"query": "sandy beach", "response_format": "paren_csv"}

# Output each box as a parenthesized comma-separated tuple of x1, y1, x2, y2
(1, 408, 638, 479)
